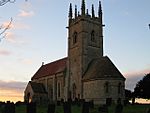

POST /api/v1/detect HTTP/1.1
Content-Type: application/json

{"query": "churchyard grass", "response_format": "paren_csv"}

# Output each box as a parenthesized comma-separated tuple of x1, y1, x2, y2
(108, 104, 149, 113)
(1, 104, 149, 113)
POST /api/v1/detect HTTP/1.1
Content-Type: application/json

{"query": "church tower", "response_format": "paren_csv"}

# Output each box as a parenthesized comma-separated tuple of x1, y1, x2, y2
(66, 0, 104, 99)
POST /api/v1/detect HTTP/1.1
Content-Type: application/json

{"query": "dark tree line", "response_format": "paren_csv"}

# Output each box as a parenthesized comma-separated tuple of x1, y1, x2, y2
(134, 73, 150, 99)
(124, 73, 150, 104)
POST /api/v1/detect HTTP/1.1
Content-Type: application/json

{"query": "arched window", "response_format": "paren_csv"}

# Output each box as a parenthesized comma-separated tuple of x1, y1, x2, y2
(104, 82, 109, 93)
(73, 32, 77, 44)
(91, 30, 95, 42)
(49, 85, 53, 100)
(57, 82, 61, 98)
(118, 82, 122, 94)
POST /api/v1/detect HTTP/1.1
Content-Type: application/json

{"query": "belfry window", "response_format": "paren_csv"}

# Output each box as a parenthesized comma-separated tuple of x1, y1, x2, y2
(73, 32, 77, 44)
(91, 30, 95, 42)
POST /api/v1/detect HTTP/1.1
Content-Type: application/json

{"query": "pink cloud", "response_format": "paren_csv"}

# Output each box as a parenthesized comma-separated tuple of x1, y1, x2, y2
(0, 49, 11, 56)
(2, 19, 30, 30)
(124, 68, 150, 91)
(5, 32, 17, 43)
(17, 58, 34, 65)
(0, 80, 27, 91)
(4, 32, 26, 44)
(0, 80, 27, 102)
(18, 2, 34, 18)
(1, 19, 12, 29)
(124, 68, 150, 78)
(11, 22, 30, 30)
(18, 10, 34, 17)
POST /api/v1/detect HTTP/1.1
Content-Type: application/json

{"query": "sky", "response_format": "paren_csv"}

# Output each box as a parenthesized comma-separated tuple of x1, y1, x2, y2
(0, 0, 150, 102)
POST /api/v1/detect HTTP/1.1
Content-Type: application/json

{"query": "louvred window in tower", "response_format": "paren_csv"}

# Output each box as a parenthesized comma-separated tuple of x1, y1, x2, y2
(91, 30, 95, 42)
(73, 31, 77, 44)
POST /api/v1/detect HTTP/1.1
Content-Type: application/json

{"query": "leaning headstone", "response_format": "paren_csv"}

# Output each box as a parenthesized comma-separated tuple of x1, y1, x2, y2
(63, 102, 71, 113)
(26, 102, 36, 113)
(82, 102, 89, 113)
(47, 103, 55, 113)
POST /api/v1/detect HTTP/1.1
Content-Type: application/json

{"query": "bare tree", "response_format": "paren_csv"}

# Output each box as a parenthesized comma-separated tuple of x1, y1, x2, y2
(0, 0, 27, 42)
(0, 17, 12, 42)
(0, 0, 16, 6)
(0, 0, 27, 6)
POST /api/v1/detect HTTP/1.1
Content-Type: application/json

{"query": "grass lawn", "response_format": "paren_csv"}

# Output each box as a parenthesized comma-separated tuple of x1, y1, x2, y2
(1, 104, 150, 113)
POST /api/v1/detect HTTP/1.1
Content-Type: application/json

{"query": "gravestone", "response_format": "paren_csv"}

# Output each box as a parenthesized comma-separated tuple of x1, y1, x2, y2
(63, 102, 71, 113)
(98, 104, 108, 113)
(4, 101, 15, 113)
(115, 103, 123, 113)
(47, 104, 55, 113)
(89, 100, 94, 109)
(82, 102, 89, 113)
(26, 102, 36, 113)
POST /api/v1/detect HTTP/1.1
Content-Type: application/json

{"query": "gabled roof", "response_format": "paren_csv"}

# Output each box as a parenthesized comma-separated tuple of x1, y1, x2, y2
(83, 56, 125, 81)
(29, 81, 47, 93)
(32, 57, 67, 80)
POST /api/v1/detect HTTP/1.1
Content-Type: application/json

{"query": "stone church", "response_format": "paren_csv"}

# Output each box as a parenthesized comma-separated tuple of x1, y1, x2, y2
(24, 0, 126, 104)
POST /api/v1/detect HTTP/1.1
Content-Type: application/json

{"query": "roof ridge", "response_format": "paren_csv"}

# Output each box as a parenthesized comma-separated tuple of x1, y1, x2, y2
(31, 57, 67, 80)
(44, 57, 67, 66)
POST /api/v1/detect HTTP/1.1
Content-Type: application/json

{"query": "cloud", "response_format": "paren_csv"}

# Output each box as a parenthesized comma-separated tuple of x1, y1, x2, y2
(0, 80, 27, 91)
(18, 58, 33, 65)
(1, 18, 30, 44)
(18, 10, 34, 17)
(0, 19, 12, 29)
(124, 68, 150, 91)
(18, 2, 35, 18)
(4, 32, 27, 44)
(20, 2, 33, 11)
(11, 21, 30, 30)
(124, 68, 150, 78)
(0, 80, 27, 102)
(22, 59, 33, 65)
(5, 32, 17, 43)
(0, 49, 11, 56)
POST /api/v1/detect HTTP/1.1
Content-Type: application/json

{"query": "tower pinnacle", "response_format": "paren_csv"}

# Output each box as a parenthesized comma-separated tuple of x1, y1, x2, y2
(98, 1, 102, 17)
(69, 3, 72, 19)
(75, 5, 77, 18)
(92, 4, 95, 17)
(81, 0, 85, 15)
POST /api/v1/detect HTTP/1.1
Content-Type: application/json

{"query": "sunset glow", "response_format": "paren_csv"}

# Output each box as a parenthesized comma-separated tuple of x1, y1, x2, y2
(0, 0, 150, 103)
(0, 89, 24, 103)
